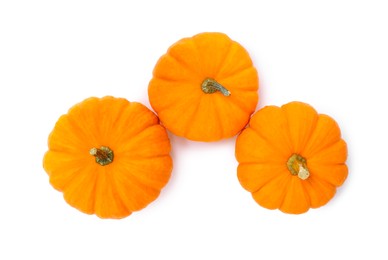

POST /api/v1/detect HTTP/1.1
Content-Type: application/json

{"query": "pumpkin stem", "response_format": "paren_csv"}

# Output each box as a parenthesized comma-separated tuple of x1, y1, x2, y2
(90, 146, 114, 166)
(201, 78, 231, 96)
(287, 154, 310, 180)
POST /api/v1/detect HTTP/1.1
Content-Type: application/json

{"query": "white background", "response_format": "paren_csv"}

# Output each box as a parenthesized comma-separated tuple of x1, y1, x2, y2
(1, 0, 387, 259)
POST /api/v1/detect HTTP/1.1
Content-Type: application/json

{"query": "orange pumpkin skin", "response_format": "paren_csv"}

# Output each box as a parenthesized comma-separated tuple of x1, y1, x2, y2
(235, 101, 348, 214)
(148, 32, 259, 142)
(43, 96, 173, 219)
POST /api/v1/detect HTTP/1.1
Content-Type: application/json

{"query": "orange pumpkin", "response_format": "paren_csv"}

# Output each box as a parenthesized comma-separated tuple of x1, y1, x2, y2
(235, 101, 348, 214)
(148, 32, 259, 142)
(43, 96, 173, 219)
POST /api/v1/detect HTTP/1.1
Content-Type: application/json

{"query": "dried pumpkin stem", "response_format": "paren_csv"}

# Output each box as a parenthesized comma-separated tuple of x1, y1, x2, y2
(287, 154, 310, 180)
(90, 146, 114, 166)
(201, 78, 231, 96)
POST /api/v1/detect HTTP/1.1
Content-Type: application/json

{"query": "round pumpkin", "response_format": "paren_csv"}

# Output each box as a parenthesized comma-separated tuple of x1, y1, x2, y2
(43, 96, 173, 219)
(148, 32, 259, 142)
(235, 101, 348, 214)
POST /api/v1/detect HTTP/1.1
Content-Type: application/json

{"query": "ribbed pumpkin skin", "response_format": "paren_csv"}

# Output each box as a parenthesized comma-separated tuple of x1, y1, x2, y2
(43, 96, 173, 219)
(235, 101, 348, 214)
(148, 32, 259, 142)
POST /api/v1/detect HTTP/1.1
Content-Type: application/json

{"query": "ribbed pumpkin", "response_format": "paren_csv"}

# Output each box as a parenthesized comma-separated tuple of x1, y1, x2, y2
(43, 96, 173, 219)
(148, 32, 259, 142)
(235, 101, 348, 214)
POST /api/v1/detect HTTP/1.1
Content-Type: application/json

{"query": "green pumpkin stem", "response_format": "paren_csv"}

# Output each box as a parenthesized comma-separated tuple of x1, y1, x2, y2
(90, 146, 114, 166)
(287, 154, 310, 180)
(201, 78, 231, 96)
